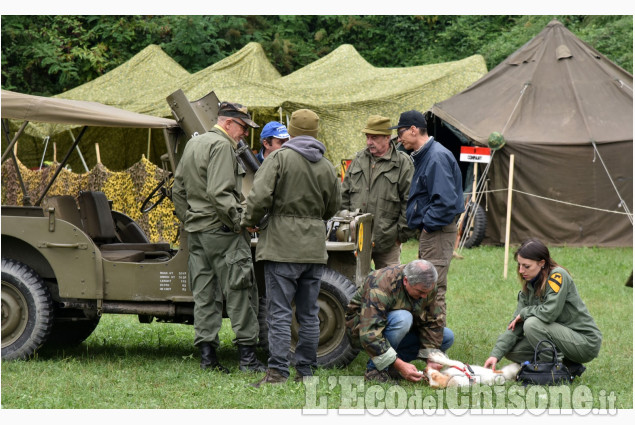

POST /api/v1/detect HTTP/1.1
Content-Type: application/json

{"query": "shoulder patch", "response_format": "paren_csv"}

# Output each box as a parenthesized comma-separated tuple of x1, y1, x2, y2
(548, 272, 563, 293)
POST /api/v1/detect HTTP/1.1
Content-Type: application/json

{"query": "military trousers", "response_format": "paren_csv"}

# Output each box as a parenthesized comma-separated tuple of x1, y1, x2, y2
(504, 317, 601, 364)
(418, 220, 457, 328)
(372, 241, 402, 270)
(188, 228, 260, 348)
(263, 261, 324, 378)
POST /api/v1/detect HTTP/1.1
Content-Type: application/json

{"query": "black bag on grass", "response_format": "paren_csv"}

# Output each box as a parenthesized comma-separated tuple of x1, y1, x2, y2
(516, 339, 571, 385)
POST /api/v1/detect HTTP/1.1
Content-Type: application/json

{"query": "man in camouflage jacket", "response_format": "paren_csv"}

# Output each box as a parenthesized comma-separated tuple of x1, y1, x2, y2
(346, 260, 454, 382)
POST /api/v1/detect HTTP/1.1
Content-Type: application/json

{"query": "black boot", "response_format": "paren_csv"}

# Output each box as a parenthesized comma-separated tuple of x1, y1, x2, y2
(200, 343, 230, 373)
(238, 344, 266, 372)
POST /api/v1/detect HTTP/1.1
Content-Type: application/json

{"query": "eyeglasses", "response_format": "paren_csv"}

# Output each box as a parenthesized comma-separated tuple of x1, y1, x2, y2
(231, 119, 250, 132)
(397, 126, 410, 138)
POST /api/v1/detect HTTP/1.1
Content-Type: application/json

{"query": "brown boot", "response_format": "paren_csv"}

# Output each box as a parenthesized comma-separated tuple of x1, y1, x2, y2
(251, 368, 288, 388)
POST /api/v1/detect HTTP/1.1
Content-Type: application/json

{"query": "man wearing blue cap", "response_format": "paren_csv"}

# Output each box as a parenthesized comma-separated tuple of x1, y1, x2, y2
(256, 121, 290, 163)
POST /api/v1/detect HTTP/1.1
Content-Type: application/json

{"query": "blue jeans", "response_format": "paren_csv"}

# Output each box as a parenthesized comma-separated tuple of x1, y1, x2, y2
(367, 309, 455, 370)
(263, 261, 324, 378)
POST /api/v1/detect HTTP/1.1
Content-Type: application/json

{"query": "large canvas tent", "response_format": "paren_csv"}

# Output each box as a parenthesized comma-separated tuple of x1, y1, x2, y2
(430, 20, 633, 247)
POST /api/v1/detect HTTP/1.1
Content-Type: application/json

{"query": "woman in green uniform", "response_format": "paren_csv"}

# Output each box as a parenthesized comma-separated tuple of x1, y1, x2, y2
(484, 238, 602, 379)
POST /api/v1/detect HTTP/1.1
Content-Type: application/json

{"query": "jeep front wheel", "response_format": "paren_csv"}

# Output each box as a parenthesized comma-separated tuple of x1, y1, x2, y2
(290, 268, 360, 369)
(1, 258, 54, 360)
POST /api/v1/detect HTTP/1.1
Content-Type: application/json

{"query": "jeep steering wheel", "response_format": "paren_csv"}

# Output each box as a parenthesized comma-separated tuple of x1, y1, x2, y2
(141, 175, 172, 213)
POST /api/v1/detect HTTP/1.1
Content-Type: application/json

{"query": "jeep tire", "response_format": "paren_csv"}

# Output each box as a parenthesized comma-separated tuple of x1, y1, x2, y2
(1, 258, 55, 360)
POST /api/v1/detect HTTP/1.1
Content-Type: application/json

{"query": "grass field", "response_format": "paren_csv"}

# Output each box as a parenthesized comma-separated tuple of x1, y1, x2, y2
(1, 241, 632, 412)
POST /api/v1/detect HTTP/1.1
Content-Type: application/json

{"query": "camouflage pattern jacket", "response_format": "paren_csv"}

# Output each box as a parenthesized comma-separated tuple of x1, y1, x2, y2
(345, 264, 443, 370)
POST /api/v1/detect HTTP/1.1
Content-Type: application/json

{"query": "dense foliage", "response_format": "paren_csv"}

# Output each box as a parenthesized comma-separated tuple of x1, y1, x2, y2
(1, 15, 632, 96)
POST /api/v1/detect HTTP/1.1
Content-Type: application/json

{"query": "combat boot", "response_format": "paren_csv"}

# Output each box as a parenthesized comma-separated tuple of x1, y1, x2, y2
(251, 368, 288, 388)
(200, 342, 230, 374)
(238, 344, 266, 372)
(364, 368, 395, 383)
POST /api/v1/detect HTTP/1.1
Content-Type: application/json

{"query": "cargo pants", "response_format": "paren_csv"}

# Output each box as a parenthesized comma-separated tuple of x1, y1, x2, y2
(188, 227, 260, 348)
(503, 317, 602, 364)
(418, 219, 457, 329)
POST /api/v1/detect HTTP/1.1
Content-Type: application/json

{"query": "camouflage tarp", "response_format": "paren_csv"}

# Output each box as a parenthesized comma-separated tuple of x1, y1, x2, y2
(4, 43, 487, 170)
(3, 45, 187, 171)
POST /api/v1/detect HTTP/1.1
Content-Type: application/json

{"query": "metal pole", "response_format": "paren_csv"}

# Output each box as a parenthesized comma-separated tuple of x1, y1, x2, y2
(35, 126, 88, 206)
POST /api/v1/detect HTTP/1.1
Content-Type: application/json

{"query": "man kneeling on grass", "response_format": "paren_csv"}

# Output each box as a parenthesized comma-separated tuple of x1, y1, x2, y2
(345, 259, 454, 383)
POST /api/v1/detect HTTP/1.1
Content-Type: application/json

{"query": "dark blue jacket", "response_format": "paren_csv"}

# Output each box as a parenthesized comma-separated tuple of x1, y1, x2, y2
(406, 137, 464, 232)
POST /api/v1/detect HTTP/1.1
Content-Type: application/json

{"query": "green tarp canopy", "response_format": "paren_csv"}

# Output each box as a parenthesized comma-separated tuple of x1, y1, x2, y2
(5, 42, 487, 171)
(430, 20, 633, 247)
(176, 44, 488, 164)
(3, 45, 187, 171)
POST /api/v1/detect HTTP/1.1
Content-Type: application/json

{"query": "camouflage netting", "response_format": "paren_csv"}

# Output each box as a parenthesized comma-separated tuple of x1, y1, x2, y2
(1, 157, 179, 244)
(6, 42, 487, 170)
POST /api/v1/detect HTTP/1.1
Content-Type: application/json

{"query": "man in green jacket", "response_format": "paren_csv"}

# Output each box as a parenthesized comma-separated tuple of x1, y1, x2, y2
(342, 115, 414, 269)
(242, 109, 341, 387)
(172, 101, 265, 374)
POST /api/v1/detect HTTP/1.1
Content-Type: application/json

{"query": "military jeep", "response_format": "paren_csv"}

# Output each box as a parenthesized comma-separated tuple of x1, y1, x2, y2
(1, 89, 373, 368)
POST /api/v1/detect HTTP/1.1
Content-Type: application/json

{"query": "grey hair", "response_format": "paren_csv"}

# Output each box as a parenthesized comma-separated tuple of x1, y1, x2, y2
(403, 259, 438, 290)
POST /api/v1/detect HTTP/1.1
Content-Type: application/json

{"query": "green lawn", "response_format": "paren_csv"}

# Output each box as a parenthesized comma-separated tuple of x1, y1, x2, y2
(1, 242, 632, 412)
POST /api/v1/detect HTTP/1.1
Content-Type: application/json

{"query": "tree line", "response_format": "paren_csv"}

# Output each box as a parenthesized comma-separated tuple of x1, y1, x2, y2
(2, 15, 632, 97)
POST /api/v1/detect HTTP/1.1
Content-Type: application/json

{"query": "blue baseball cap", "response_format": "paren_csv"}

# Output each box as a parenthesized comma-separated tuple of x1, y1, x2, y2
(260, 121, 290, 140)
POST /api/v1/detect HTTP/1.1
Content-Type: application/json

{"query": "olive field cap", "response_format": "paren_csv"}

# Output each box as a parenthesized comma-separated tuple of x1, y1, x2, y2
(388, 110, 427, 129)
(288, 109, 319, 138)
(218, 101, 259, 128)
(362, 115, 392, 135)
(260, 121, 290, 140)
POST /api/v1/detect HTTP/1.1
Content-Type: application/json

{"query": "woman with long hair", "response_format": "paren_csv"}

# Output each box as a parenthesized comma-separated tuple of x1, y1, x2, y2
(483, 238, 602, 379)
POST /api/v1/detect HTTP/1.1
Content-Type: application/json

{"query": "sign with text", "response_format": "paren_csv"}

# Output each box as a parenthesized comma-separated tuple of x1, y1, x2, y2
(460, 146, 491, 163)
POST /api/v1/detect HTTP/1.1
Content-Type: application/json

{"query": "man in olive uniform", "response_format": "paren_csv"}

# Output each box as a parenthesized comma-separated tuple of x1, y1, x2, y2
(242, 109, 341, 387)
(342, 115, 414, 269)
(346, 259, 455, 383)
(172, 101, 265, 373)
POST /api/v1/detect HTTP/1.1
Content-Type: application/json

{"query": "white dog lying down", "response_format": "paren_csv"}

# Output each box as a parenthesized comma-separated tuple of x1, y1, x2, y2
(425, 351, 521, 388)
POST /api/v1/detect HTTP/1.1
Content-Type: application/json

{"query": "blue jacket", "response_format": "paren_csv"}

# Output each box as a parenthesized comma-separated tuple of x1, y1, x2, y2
(406, 137, 464, 232)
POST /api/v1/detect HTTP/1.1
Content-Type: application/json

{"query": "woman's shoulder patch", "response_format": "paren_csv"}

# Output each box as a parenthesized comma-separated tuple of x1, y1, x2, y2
(548, 272, 563, 293)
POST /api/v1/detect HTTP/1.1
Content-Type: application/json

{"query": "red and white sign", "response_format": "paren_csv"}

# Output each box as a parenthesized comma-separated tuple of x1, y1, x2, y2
(460, 146, 491, 163)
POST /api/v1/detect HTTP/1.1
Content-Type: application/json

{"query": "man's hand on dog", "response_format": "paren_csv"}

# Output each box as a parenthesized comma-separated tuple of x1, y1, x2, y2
(393, 358, 431, 382)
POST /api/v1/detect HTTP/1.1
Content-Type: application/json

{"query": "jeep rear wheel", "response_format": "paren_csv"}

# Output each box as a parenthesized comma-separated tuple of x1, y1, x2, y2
(1, 258, 54, 360)
(290, 268, 359, 369)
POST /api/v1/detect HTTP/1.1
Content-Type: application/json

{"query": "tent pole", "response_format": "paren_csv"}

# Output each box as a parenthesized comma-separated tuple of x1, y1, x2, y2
(68, 130, 89, 172)
(503, 154, 515, 279)
(147, 128, 152, 161)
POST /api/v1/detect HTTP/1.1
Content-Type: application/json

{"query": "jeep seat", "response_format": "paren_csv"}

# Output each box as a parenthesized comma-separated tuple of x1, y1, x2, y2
(78, 191, 170, 261)
(43, 195, 83, 229)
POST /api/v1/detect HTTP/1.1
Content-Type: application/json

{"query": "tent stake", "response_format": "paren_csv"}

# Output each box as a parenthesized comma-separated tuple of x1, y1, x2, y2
(503, 154, 515, 279)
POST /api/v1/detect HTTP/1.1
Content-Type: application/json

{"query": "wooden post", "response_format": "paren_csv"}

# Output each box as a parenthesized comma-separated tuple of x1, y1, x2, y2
(95, 143, 101, 164)
(503, 154, 515, 279)
(147, 128, 152, 160)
